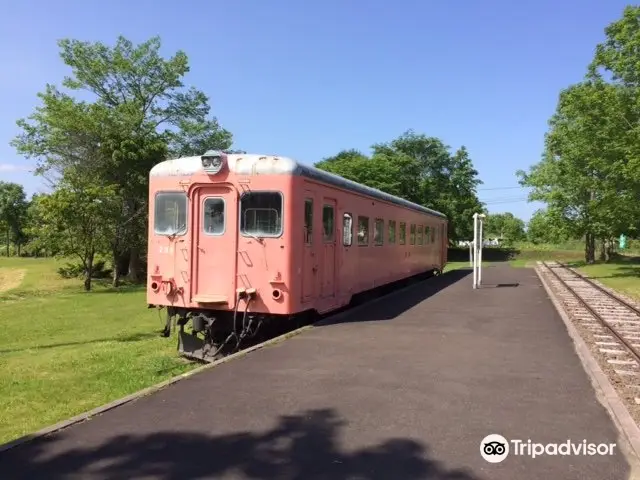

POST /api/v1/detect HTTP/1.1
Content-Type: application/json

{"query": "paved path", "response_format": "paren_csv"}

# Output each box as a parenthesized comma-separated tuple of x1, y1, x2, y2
(0, 265, 632, 479)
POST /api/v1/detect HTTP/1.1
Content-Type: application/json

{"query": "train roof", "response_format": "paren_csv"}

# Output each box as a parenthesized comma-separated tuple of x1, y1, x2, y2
(150, 153, 447, 219)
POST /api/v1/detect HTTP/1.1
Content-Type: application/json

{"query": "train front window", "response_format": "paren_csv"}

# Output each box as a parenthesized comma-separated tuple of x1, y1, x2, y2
(154, 192, 187, 236)
(203, 197, 225, 235)
(240, 191, 283, 237)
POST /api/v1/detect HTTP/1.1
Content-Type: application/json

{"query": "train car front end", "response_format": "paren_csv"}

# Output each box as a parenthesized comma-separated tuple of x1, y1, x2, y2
(147, 151, 294, 362)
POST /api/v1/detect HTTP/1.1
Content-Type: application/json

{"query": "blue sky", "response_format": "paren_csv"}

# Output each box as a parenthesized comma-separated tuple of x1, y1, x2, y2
(0, 0, 631, 222)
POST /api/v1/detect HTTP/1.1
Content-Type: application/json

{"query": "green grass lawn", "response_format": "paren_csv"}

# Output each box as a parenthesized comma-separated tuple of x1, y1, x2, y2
(504, 245, 640, 300)
(447, 244, 640, 301)
(2, 249, 639, 445)
(569, 255, 640, 301)
(0, 257, 196, 444)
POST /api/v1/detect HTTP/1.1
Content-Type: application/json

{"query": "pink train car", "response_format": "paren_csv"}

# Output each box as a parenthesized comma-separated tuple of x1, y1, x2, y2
(147, 150, 448, 361)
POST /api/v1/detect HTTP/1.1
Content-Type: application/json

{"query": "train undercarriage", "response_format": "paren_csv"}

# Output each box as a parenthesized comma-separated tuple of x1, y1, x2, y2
(159, 305, 312, 363)
(155, 267, 441, 363)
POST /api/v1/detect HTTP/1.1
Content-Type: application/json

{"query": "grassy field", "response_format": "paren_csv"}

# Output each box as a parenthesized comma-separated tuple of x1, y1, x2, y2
(570, 256, 640, 301)
(0, 257, 476, 444)
(1, 247, 639, 445)
(0, 257, 195, 444)
(505, 242, 640, 300)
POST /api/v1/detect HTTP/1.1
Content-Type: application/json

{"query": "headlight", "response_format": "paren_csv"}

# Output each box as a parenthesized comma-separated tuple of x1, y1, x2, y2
(201, 150, 225, 174)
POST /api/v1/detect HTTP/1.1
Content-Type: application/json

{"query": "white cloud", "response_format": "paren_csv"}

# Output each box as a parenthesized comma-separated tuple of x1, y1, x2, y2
(0, 163, 32, 173)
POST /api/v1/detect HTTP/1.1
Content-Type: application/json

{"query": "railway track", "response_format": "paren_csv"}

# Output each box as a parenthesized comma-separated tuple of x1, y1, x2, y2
(540, 261, 640, 415)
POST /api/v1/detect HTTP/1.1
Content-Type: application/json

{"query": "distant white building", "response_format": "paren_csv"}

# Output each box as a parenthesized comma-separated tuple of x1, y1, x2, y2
(458, 238, 501, 247)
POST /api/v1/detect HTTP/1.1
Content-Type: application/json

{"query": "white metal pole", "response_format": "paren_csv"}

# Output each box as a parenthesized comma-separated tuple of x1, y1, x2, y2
(472, 214, 478, 289)
(478, 218, 483, 286)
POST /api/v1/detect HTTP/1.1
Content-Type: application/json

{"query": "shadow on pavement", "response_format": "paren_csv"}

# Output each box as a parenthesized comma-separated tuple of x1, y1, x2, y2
(2, 408, 480, 480)
(319, 268, 473, 325)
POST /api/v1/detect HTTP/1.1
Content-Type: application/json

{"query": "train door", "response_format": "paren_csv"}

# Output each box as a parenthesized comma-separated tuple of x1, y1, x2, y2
(441, 222, 448, 266)
(302, 191, 317, 302)
(191, 185, 238, 305)
(321, 198, 337, 298)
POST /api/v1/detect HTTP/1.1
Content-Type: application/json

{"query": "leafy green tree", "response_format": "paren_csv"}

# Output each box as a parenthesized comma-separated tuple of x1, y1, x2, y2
(517, 80, 636, 262)
(12, 35, 234, 282)
(316, 131, 484, 243)
(526, 208, 569, 245)
(588, 5, 640, 88)
(0, 182, 28, 256)
(483, 212, 525, 244)
(315, 149, 372, 184)
(518, 6, 640, 263)
(23, 193, 51, 257)
(34, 171, 119, 291)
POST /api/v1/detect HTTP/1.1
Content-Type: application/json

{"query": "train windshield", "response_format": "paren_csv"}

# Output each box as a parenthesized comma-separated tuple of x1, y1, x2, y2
(154, 192, 187, 235)
(240, 192, 282, 237)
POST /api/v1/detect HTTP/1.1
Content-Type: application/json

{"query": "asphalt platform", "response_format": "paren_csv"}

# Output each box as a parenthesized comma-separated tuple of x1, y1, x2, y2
(0, 264, 633, 479)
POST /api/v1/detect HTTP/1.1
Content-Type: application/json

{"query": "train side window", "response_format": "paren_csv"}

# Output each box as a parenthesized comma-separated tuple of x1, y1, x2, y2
(425, 226, 430, 244)
(154, 191, 187, 236)
(358, 216, 369, 246)
(388, 220, 396, 243)
(323, 204, 335, 242)
(410, 224, 416, 245)
(417, 225, 423, 245)
(240, 191, 283, 237)
(374, 218, 384, 245)
(431, 226, 436, 243)
(304, 199, 313, 244)
(343, 213, 353, 246)
(399, 222, 406, 245)
(203, 197, 225, 235)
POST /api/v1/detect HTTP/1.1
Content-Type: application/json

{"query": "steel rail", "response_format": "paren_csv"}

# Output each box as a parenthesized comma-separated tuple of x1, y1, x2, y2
(555, 261, 640, 317)
(542, 261, 640, 365)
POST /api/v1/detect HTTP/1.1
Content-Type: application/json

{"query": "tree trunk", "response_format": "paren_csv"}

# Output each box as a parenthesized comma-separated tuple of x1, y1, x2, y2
(17, 242, 21, 257)
(607, 237, 615, 261)
(117, 250, 130, 278)
(5, 229, 9, 257)
(112, 247, 120, 288)
(599, 238, 606, 262)
(128, 246, 141, 283)
(585, 233, 596, 264)
(84, 251, 95, 292)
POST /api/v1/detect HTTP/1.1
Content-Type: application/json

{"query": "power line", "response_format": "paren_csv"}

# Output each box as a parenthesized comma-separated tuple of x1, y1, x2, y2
(477, 186, 529, 191)
(483, 197, 530, 205)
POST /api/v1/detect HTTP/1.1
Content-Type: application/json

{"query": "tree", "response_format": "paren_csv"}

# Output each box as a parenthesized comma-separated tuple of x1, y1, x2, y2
(588, 5, 640, 88)
(316, 131, 484, 243)
(23, 193, 51, 257)
(518, 6, 640, 263)
(34, 170, 118, 291)
(483, 212, 525, 245)
(314, 149, 372, 185)
(516, 80, 637, 263)
(0, 182, 28, 256)
(12, 35, 234, 283)
(587, 4, 640, 259)
(526, 208, 569, 245)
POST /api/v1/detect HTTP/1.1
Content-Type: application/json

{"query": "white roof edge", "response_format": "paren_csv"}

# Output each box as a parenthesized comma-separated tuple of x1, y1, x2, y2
(149, 154, 447, 219)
